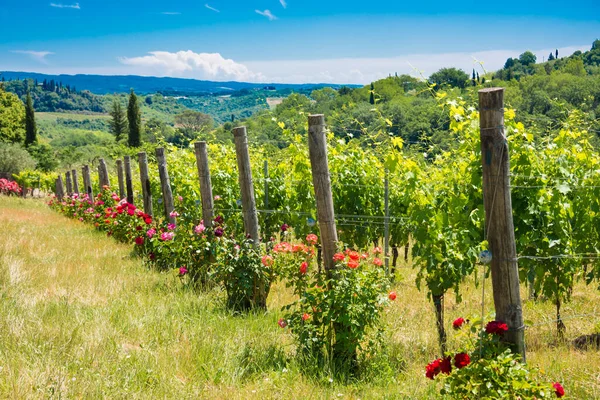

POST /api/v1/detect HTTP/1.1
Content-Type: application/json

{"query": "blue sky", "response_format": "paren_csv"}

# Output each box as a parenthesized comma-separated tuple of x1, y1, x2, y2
(1, 0, 599, 83)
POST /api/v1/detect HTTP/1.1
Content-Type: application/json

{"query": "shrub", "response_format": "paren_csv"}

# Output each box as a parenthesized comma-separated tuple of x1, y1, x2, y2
(273, 231, 390, 377)
(0, 142, 36, 179)
(426, 318, 565, 399)
(0, 178, 22, 195)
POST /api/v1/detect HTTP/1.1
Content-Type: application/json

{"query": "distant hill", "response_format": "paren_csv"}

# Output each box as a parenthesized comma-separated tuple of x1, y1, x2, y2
(0, 71, 357, 95)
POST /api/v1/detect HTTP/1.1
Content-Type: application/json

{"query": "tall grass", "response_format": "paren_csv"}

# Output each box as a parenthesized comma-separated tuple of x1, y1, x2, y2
(0, 196, 598, 399)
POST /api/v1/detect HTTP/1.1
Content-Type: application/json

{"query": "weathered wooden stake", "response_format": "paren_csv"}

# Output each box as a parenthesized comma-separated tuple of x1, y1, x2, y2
(124, 155, 134, 204)
(263, 159, 270, 239)
(194, 142, 214, 228)
(155, 147, 175, 224)
(65, 171, 73, 196)
(384, 170, 390, 275)
(71, 169, 79, 194)
(82, 165, 93, 199)
(138, 152, 153, 216)
(232, 127, 260, 244)
(479, 87, 525, 360)
(116, 159, 126, 199)
(56, 175, 65, 200)
(307, 114, 338, 274)
(98, 158, 110, 188)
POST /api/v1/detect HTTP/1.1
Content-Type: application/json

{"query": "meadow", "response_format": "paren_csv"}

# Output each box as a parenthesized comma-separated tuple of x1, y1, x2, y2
(1, 196, 598, 399)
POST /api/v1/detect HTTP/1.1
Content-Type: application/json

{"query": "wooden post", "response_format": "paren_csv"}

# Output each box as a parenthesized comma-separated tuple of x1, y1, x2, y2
(194, 142, 214, 228)
(65, 171, 73, 196)
(56, 175, 65, 200)
(138, 152, 153, 217)
(307, 114, 338, 273)
(116, 159, 126, 199)
(263, 159, 270, 239)
(98, 158, 110, 188)
(124, 155, 134, 204)
(384, 171, 390, 275)
(82, 165, 93, 199)
(71, 169, 79, 195)
(155, 147, 175, 224)
(232, 127, 260, 244)
(479, 87, 525, 360)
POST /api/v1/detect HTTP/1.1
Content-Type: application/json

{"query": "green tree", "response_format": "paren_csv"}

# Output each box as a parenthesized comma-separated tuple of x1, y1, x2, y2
(127, 89, 142, 147)
(548, 52, 555, 61)
(0, 142, 36, 179)
(24, 92, 37, 147)
(0, 88, 26, 143)
(369, 82, 375, 105)
(519, 51, 537, 66)
(429, 67, 470, 89)
(109, 98, 127, 142)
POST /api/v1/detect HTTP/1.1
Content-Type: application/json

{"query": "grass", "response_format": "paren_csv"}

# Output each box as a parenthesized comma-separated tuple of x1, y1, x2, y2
(36, 112, 111, 122)
(0, 196, 599, 399)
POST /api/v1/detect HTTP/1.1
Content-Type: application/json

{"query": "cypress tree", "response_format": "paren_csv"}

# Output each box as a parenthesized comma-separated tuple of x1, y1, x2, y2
(127, 89, 142, 147)
(369, 82, 375, 105)
(548, 52, 555, 61)
(109, 98, 127, 142)
(472, 69, 476, 86)
(24, 92, 37, 147)
(555, 49, 559, 59)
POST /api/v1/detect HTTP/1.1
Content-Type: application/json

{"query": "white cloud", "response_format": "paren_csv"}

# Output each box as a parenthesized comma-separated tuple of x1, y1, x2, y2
(118, 51, 265, 81)
(12, 50, 55, 64)
(205, 4, 220, 13)
(255, 9, 277, 21)
(49, 2, 80, 9)
(280, 0, 287, 9)
(161, 12, 181, 15)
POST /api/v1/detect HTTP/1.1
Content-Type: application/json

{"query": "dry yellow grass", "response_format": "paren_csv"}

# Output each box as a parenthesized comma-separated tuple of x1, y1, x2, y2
(0, 196, 599, 399)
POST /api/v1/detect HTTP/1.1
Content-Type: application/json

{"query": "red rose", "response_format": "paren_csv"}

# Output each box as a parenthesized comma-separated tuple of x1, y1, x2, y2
(302, 313, 310, 321)
(425, 359, 441, 380)
(333, 253, 345, 262)
(144, 217, 152, 225)
(278, 318, 287, 328)
(453, 317, 465, 330)
(348, 251, 360, 261)
(553, 382, 565, 398)
(440, 356, 452, 375)
(135, 237, 144, 245)
(388, 291, 397, 301)
(454, 352, 470, 369)
(347, 260, 359, 269)
(300, 262, 308, 274)
(485, 320, 509, 335)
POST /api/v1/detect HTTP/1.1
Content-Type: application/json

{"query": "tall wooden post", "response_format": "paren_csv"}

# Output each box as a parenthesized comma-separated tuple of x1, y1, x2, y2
(65, 171, 73, 196)
(71, 169, 79, 195)
(384, 171, 390, 274)
(98, 158, 110, 188)
(155, 147, 175, 224)
(138, 152, 153, 216)
(263, 159, 270, 239)
(124, 156, 134, 204)
(82, 165, 93, 199)
(307, 114, 338, 273)
(55, 176, 65, 200)
(479, 87, 525, 360)
(116, 159, 126, 199)
(194, 142, 214, 228)
(232, 127, 260, 244)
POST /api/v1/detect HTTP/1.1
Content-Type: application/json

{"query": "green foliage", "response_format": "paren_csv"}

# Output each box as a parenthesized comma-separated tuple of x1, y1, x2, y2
(12, 169, 56, 191)
(0, 142, 36, 178)
(429, 68, 470, 89)
(27, 143, 59, 172)
(127, 90, 142, 147)
(24, 92, 37, 146)
(519, 51, 537, 66)
(0, 87, 25, 143)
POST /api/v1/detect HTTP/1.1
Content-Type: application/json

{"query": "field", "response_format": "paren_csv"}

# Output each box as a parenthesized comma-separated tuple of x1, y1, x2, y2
(1, 196, 599, 399)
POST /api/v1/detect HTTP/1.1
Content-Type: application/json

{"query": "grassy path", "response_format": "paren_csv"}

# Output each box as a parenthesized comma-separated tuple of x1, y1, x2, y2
(0, 196, 599, 399)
